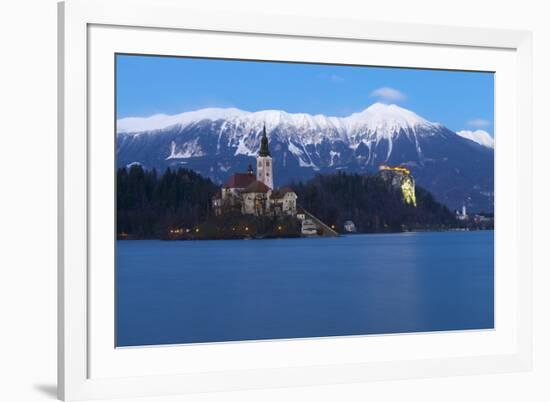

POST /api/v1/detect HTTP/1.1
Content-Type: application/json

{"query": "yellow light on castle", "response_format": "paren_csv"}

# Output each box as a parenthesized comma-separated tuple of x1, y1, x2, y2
(379, 165, 411, 175)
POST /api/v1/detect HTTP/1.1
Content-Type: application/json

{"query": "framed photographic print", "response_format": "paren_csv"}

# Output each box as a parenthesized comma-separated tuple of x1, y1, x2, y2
(58, 0, 533, 400)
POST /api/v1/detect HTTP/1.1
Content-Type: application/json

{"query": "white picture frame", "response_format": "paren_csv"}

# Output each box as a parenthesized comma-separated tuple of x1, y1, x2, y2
(58, 0, 533, 400)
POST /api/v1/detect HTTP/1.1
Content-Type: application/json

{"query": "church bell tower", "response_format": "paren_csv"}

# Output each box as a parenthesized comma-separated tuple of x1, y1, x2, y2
(256, 124, 273, 189)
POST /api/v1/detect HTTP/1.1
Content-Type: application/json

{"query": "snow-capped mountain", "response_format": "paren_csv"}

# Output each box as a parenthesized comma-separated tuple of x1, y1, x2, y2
(456, 130, 494, 149)
(117, 103, 494, 212)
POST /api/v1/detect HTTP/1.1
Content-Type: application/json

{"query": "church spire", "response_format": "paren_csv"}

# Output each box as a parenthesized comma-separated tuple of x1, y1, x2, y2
(258, 124, 271, 157)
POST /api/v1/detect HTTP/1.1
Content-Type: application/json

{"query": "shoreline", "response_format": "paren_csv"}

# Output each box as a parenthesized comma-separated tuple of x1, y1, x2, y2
(117, 227, 494, 241)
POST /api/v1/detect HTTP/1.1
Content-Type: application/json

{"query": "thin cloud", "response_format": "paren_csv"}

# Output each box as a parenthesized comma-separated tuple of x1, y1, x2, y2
(318, 73, 345, 83)
(369, 87, 407, 103)
(467, 118, 491, 128)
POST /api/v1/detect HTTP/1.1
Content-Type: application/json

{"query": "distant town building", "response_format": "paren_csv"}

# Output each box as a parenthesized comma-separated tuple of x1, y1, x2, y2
(456, 203, 468, 221)
(343, 220, 357, 233)
(474, 214, 492, 223)
(212, 125, 298, 217)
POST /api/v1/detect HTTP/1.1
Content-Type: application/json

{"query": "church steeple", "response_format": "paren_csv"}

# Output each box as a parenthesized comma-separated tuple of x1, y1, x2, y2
(256, 124, 273, 189)
(258, 124, 271, 157)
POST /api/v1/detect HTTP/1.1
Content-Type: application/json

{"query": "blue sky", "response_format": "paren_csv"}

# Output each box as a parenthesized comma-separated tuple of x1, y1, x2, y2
(116, 54, 494, 136)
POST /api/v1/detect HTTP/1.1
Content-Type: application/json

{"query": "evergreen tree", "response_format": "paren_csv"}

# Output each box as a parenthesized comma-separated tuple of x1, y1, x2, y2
(116, 165, 218, 238)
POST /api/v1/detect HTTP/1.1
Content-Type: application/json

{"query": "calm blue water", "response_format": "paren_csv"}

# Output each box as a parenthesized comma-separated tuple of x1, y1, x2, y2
(116, 231, 494, 347)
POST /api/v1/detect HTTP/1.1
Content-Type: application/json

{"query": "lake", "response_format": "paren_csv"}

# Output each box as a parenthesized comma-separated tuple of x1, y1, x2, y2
(116, 231, 494, 347)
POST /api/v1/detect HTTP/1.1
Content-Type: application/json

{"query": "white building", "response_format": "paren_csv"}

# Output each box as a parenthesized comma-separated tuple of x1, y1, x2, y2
(344, 220, 357, 232)
(212, 126, 298, 217)
(270, 187, 298, 216)
(456, 203, 468, 221)
(241, 180, 271, 215)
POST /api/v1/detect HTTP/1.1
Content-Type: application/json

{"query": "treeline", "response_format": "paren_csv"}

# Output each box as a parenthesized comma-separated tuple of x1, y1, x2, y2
(117, 166, 458, 239)
(291, 172, 456, 233)
(117, 165, 217, 238)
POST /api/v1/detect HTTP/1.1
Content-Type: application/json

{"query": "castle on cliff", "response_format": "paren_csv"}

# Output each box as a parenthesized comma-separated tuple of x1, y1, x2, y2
(212, 125, 298, 217)
(378, 165, 417, 207)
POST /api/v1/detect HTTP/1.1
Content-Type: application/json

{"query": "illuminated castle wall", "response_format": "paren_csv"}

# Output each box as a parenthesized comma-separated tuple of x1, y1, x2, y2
(379, 165, 417, 207)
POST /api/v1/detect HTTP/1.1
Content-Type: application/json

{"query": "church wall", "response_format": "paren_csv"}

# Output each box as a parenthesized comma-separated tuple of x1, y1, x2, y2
(257, 156, 273, 189)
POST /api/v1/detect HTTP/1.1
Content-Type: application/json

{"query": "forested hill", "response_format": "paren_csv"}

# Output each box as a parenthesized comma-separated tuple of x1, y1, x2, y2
(116, 165, 456, 239)
(117, 165, 218, 238)
(291, 172, 456, 233)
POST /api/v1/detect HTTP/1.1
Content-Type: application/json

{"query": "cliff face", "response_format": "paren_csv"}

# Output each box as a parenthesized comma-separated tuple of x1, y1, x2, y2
(401, 176, 417, 207)
(292, 172, 456, 233)
(378, 168, 417, 207)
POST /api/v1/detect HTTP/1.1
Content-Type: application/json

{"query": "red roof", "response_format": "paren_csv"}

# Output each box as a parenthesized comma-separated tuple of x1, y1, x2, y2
(222, 173, 256, 189)
(242, 180, 271, 194)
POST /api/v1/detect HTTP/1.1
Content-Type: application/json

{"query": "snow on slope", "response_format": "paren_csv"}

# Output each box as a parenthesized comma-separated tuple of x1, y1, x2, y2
(344, 103, 436, 135)
(166, 139, 205, 159)
(117, 108, 250, 133)
(116, 103, 462, 169)
(117, 103, 439, 141)
(456, 130, 494, 148)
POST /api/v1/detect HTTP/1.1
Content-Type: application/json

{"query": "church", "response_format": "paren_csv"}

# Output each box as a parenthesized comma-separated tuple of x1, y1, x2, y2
(212, 125, 298, 217)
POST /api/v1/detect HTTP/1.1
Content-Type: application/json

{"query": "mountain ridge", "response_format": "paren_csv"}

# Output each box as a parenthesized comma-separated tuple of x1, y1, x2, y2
(117, 103, 440, 137)
(456, 129, 494, 148)
(116, 103, 494, 212)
